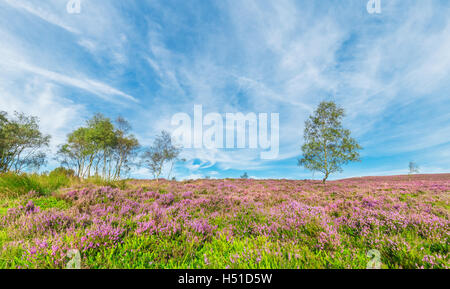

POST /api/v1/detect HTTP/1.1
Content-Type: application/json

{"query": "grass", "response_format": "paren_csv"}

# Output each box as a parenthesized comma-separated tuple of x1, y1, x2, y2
(0, 173, 128, 199)
(0, 172, 70, 198)
(31, 197, 71, 211)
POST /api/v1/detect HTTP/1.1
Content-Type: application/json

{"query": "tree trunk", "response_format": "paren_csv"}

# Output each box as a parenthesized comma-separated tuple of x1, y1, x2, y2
(322, 172, 329, 184)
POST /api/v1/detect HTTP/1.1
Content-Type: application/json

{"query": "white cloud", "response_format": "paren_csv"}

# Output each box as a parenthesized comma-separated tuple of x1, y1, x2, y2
(0, 79, 85, 154)
(0, 37, 137, 103)
(2, 0, 80, 34)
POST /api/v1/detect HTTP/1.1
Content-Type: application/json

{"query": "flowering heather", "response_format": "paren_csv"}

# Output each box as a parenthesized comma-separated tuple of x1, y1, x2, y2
(0, 174, 448, 269)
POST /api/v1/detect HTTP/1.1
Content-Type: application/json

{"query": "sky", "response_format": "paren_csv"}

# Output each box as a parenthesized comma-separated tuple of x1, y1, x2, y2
(0, 0, 449, 180)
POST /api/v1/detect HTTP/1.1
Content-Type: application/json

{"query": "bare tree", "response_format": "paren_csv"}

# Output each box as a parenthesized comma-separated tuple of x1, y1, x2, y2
(408, 162, 420, 175)
(142, 131, 181, 181)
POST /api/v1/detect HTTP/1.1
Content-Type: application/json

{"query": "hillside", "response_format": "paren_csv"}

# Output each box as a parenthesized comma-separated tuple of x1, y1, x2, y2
(0, 174, 448, 269)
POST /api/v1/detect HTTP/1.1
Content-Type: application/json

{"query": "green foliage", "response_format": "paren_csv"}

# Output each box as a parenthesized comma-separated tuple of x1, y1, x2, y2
(31, 197, 71, 210)
(49, 167, 75, 178)
(0, 173, 44, 198)
(0, 198, 20, 216)
(38, 173, 72, 192)
(57, 114, 139, 180)
(0, 111, 50, 173)
(0, 172, 71, 198)
(298, 101, 362, 183)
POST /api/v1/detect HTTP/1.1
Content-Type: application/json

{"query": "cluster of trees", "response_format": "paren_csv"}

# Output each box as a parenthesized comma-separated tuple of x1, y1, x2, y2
(0, 111, 181, 181)
(57, 114, 183, 181)
(57, 114, 140, 180)
(1, 102, 421, 183)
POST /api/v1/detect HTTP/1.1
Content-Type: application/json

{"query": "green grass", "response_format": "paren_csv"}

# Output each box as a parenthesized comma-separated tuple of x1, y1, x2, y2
(31, 197, 71, 211)
(0, 172, 71, 198)
(0, 198, 20, 216)
(74, 235, 375, 269)
(0, 173, 45, 198)
(0, 173, 129, 199)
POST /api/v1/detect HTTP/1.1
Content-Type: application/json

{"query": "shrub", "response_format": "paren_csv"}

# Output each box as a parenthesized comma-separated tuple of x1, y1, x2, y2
(49, 167, 75, 178)
(0, 173, 43, 198)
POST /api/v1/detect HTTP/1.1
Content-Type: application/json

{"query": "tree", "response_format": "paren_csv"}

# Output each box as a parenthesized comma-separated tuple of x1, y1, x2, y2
(408, 162, 420, 175)
(0, 112, 8, 167)
(112, 117, 140, 180)
(85, 114, 116, 178)
(57, 127, 91, 178)
(240, 172, 249, 179)
(142, 131, 181, 181)
(57, 114, 139, 180)
(298, 101, 362, 183)
(0, 111, 50, 173)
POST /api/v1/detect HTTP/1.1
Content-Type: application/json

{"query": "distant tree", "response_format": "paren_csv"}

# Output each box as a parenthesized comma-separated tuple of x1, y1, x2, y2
(240, 172, 249, 179)
(298, 101, 362, 183)
(142, 131, 181, 181)
(0, 111, 50, 173)
(408, 162, 420, 175)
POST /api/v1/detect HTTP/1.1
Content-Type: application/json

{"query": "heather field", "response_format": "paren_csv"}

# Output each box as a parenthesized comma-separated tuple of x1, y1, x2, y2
(0, 174, 448, 269)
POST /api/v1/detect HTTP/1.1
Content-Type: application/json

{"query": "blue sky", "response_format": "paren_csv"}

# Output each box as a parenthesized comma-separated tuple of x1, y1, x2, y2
(1, 0, 449, 180)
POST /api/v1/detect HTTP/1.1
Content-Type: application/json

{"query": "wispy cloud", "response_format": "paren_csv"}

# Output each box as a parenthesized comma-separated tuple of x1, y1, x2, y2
(2, 0, 80, 34)
(2, 58, 137, 103)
